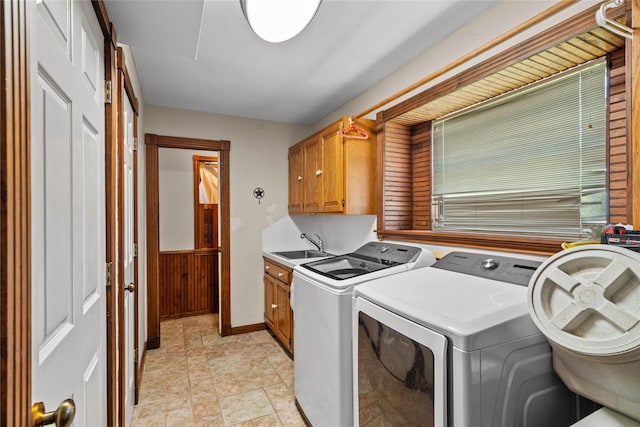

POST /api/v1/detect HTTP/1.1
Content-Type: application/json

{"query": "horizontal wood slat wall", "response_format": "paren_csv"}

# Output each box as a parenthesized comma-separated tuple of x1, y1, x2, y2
(411, 123, 431, 230)
(608, 49, 628, 223)
(159, 250, 219, 318)
(381, 121, 413, 230)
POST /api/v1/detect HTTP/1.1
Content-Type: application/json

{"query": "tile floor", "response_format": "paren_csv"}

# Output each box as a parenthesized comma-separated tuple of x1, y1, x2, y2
(131, 314, 305, 427)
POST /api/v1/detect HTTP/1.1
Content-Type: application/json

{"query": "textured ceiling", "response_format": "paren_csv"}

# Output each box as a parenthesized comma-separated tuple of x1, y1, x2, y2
(104, 0, 499, 125)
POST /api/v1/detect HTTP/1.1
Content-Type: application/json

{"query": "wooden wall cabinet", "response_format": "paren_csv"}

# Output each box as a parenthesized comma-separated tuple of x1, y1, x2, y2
(288, 142, 304, 214)
(263, 258, 293, 353)
(288, 116, 376, 215)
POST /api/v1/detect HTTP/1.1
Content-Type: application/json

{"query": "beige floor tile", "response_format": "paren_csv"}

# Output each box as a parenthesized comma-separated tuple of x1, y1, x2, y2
(251, 414, 283, 426)
(135, 314, 301, 427)
(131, 412, 166, 427)
(219, 389, 275, 425)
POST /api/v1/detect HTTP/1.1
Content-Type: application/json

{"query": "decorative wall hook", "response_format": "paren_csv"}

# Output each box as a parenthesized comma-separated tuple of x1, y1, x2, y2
(253, 187, 265, 205)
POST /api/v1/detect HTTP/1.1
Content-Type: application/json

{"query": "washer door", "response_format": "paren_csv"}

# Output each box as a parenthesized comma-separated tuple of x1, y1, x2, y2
(354, 297, 447, 427)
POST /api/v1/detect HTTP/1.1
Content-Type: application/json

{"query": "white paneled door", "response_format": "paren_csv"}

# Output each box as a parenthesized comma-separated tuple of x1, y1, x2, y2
(123, 84, 136, 427)
(30, 0, 107, 425)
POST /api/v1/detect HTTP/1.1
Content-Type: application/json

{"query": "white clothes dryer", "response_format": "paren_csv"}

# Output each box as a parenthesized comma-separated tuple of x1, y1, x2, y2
(353, 251, 577, 426)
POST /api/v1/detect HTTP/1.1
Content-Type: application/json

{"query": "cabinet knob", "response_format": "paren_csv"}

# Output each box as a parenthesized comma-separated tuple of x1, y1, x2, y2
(265, 266, 270, 270)
(271, 304, 277, 310)
(316, 169, 322, 176)
(297, 176, 302, 181)
(278, 272, 283, 277)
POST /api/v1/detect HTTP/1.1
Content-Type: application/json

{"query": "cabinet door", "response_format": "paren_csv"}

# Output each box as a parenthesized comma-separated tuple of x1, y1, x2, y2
(264, 275, 276, 329)
(288, 143, 304, 213)
(275, 281, 292, 350)
(303, 136, 322, 212)
(320, 124, 345, 213)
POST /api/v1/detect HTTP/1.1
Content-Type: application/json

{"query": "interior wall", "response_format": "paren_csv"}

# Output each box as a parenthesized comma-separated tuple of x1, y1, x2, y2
(144, 106, 310, 326)
(312, 0, 601, 130)
(158, 148, 217, 251)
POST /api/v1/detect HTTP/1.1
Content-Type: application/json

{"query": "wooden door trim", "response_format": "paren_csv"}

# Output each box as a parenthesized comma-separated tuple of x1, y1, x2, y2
(116, 46, 140, 426)
(145, 134, 232, 347)
(99, 6, 118, 426)
(0, 2, 31, 425)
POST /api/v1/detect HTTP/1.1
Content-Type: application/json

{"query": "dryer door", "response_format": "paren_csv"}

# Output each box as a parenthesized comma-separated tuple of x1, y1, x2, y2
(354, 297, 447, 427)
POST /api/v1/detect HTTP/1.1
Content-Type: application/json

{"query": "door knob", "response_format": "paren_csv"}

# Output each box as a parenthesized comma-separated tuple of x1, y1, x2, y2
(125, 282, 135, 292)
(32, 399, 75, 427)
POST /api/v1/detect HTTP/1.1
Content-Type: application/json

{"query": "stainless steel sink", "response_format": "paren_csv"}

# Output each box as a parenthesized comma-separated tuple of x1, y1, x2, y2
(274, 250, 332, 259)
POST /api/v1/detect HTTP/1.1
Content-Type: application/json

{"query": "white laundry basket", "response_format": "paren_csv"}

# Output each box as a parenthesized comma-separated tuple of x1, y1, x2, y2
(527, 245, 640, 422)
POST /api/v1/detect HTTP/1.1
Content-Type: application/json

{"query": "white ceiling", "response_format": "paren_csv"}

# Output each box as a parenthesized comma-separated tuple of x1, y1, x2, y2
(104, 0, 499, 125)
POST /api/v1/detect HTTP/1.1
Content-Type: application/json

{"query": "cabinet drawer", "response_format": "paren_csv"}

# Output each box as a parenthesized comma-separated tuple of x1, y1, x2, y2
(264, 259, 292, 283)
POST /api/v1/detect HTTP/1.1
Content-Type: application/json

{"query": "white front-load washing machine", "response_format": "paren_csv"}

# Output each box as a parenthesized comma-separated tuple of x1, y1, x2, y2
(353, 251, 577, 426)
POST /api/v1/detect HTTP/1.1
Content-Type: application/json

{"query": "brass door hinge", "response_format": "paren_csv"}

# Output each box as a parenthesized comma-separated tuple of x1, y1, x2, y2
(134, 348, 138, 363)
(133, 137, 138, 151)
(106, 262, 113, 287)
(133, 243, 138, 257)
(104, 80, 112, 104)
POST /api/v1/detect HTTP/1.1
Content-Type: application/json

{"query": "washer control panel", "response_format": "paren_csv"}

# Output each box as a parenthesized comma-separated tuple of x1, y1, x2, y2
(433, 251, 542, 286)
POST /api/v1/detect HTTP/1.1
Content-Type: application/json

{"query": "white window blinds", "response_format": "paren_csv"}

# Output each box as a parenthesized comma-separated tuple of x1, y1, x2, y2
(432, 59, 607, 238)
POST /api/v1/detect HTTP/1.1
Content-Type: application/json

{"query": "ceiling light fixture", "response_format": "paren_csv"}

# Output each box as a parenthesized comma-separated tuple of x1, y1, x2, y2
(240, 0, 322, 43)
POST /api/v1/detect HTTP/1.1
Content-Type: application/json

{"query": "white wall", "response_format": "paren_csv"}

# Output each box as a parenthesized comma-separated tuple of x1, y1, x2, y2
(158, 148, 217, 251)
(118, 45, 147, 366)
(262, 215, 377, 255)
(144, 106, 310, 326)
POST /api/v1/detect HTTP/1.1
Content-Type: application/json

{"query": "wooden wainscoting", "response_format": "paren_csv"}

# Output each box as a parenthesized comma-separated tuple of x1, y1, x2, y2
(159, 249, 219, 319)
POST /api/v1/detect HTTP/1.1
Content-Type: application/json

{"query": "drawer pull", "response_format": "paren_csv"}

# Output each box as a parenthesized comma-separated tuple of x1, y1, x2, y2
(265, 266, 270, 270)
(278, 272, 284, 277)
(271, 304, 277, 309)
(316, 169, 322, 176)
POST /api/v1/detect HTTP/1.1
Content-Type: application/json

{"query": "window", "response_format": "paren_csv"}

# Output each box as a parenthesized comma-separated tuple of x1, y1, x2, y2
(431, 59, 607, 239)
(193, 155, 219, 249)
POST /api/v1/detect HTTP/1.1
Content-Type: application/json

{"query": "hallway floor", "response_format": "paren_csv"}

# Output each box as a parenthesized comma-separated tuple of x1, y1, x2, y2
(131, 314, 305, 426)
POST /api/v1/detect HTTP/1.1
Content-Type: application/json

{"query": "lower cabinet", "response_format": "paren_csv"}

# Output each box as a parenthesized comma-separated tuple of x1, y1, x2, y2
(264, 258, 293, 353)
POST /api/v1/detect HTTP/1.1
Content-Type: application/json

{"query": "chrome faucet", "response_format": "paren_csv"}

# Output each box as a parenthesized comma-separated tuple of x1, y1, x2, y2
(300, 233, 324, 254)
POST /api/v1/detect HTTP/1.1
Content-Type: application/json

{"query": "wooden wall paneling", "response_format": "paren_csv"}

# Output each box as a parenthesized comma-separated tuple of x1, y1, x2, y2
(1, 2, 30, 425)
(375, 114, 385, 232)
(381, 121, 413, 230)
(608, 49, 628, 224)
(158, 251, 218, 318)
(629, 0, 640, 228)
(411, 122, 431, 230)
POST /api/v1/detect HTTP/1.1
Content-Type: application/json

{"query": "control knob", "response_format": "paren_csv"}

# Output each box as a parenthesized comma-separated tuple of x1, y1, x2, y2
(481, 258, 499, 270)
